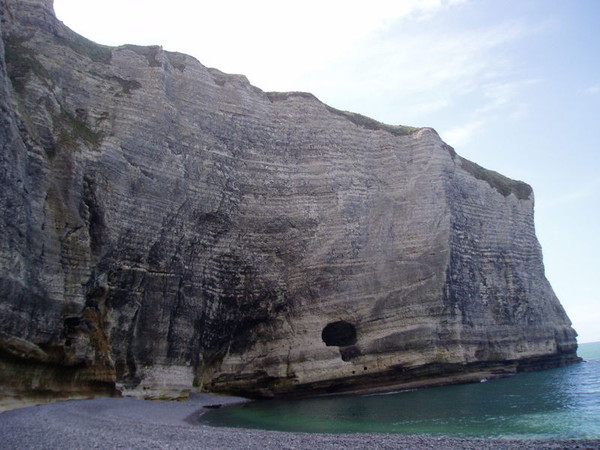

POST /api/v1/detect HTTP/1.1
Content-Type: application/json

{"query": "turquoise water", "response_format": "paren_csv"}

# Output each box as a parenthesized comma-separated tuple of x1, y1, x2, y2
(201, 341, 600, 439)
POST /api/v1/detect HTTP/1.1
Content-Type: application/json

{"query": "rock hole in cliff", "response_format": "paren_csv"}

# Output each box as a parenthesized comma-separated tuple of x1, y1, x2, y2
(321, 321, 357, 347)
(63, 316, 81, 333)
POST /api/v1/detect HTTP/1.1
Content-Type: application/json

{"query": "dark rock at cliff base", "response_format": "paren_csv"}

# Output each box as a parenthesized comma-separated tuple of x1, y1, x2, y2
(0, 0, 579, 400)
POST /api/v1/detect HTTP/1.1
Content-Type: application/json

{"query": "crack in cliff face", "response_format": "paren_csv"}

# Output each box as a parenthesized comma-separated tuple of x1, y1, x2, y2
(0, 0, 580, 400)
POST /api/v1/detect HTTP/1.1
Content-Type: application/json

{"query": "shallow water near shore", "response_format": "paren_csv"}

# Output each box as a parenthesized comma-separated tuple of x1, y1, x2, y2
(201, 341, 600, 439)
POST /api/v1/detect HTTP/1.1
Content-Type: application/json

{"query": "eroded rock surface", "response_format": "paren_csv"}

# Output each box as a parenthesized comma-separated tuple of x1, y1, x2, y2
(0, 0, 579, 400)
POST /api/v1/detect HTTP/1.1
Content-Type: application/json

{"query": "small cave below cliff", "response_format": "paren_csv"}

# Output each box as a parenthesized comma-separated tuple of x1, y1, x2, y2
(322, 321, 357, 347)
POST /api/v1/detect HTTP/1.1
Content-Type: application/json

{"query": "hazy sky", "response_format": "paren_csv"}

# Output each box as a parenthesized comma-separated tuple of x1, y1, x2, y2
(54, 0, 600, 343)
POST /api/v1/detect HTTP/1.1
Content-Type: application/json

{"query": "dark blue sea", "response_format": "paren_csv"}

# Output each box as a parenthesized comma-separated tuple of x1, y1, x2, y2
(201, 341, 600, 439)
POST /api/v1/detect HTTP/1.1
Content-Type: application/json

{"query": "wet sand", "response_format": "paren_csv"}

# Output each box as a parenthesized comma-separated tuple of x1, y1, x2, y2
(0, 394, 598, 449)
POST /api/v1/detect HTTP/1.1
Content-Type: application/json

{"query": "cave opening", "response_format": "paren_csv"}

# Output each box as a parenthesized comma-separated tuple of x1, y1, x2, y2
(321, 320, 357, 347)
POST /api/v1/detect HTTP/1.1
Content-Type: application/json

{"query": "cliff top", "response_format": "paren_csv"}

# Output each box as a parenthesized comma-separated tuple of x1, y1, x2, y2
(2, 0, 532, 200)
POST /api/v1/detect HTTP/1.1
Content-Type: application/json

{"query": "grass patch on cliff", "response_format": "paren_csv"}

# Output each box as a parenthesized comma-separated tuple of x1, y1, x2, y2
(4, 36, 51, 93)
(460, 157, 532, 200)
(267, 92, 418, 136)
(54, 107, 101, 151)
(54, 29, 112, 64)
(326, 108, 419, 136)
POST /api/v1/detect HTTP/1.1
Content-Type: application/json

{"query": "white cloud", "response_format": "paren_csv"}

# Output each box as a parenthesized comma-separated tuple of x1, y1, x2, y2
(442, 120, 485, 146)
(477, 79, 539, 115)
(411, 99, 452, 115)
(54, 0, 537, 131)
(536, 179, 600, 211)
(309, 18, 535, 130)
(54, 0, 466, 85)
(585, 84, 600, 95)
(508, 103, 529, 119)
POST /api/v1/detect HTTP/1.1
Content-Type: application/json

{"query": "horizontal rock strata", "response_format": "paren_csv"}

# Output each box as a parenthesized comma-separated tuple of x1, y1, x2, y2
(0, 0, 579, 400)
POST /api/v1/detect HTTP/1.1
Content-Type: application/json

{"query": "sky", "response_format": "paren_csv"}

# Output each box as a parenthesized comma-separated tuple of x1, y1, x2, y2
(53, 0, 600, 343)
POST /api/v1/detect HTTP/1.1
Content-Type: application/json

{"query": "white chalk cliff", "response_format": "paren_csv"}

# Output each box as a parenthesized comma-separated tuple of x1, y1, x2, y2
(0, 0, 579, 400)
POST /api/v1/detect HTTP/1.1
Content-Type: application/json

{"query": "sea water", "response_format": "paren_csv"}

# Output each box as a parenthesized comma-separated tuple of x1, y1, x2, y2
(200, 341, 600, 439)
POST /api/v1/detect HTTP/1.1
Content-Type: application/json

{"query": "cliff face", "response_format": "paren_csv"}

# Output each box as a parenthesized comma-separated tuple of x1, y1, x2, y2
(0, 0, 579, 400)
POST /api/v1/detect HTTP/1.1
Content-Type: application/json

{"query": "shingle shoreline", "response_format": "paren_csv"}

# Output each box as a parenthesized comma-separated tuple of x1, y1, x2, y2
(0, 394, 598, 449)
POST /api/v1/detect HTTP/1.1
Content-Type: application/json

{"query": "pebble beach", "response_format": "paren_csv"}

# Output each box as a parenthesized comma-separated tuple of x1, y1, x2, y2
(1, 394, 599, 449)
